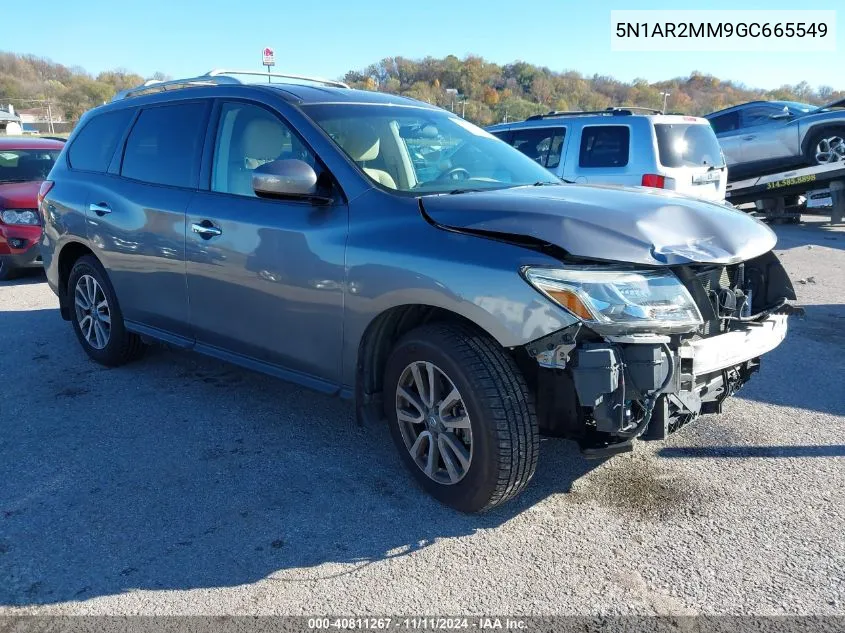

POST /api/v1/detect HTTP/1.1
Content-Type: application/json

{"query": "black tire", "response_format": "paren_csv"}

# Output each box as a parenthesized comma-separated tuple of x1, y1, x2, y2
(67, 255, 145, 366)
(383, 322, 538, 513)
(805, 127, 845, 166)
(0, 257, 20, 282)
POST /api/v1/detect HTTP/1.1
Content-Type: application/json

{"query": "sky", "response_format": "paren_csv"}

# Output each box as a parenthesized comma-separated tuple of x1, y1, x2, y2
(4, 0, 843, 90)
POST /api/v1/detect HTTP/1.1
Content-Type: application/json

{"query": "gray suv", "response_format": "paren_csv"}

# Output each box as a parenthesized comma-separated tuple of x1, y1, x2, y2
(40, 70, 798, 512)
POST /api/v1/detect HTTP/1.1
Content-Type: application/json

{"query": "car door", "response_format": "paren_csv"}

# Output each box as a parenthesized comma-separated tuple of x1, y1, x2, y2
(506, 127, 567, 177)
(185, 100, 347, 386)
(573, 124, 631, 185)
(737, 104, 794, 164)
(90, 100, 210, 338)
(708, 110, 744, 167)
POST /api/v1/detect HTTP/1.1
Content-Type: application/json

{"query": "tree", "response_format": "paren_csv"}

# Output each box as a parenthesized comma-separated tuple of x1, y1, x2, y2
(482, 86, 500, 107)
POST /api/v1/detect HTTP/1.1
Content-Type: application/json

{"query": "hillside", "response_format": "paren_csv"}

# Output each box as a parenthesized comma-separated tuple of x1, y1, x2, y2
(343, 56, 845, 125)
(2, 51, 843, 126)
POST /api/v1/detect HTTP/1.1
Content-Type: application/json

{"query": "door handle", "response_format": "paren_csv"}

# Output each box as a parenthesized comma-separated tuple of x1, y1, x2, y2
(89, 202, 111, 216)
(743, 135, 756, 141)
(191, 221, 223, 238)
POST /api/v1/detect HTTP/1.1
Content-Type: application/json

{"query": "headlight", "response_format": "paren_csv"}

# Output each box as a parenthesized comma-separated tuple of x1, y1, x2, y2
(523, 266, 703, 334)
(0, 209, 40, 225)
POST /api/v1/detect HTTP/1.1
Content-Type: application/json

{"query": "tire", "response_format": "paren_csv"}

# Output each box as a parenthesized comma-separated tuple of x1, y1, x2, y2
(67, 255, 145, 366)
(383, 322, 538, 513)
(805, 127, 845, 166)
(0, 258, 20, 282)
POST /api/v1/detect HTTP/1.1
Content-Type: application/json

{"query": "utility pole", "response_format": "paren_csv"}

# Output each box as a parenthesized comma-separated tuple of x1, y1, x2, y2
(46, 100, 55, 134)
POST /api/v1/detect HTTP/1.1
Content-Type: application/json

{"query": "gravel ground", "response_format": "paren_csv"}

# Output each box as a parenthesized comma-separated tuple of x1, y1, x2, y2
(0, 218, 843, 616)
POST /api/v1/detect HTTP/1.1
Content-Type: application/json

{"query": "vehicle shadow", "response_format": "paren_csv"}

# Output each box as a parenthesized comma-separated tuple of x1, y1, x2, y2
(734, 303, 845, 417)
(770, 217, 844, 252)
(0, 267, 45, 286)
(0, 307, 601, 607)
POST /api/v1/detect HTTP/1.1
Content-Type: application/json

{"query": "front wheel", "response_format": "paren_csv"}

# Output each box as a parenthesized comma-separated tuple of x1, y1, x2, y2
(384, 323, 538, 513)
(68, 255, 145, 366)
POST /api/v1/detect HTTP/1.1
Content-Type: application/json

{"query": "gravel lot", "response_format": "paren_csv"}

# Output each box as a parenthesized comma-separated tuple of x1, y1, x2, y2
(1, 217, 843, 616)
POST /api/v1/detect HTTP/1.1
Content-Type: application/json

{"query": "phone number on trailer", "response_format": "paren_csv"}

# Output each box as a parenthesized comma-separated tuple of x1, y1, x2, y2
(616, 21, 829, 38)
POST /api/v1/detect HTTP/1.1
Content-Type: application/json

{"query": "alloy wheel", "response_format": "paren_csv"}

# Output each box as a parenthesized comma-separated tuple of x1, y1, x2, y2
(815, 135, 845, 164)
(395, 361, 473, 485)
(74, 274, 111, 350)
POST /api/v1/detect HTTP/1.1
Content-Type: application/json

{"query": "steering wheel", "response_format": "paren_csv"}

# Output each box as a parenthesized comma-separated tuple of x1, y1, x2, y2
(435, 167, 470, 182)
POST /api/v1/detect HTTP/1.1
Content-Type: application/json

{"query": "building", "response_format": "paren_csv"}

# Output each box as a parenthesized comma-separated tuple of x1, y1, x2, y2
(0, 106, 22, 135)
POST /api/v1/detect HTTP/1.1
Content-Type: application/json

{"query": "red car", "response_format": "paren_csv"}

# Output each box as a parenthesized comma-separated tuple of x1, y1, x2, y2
(0, 136, 64, 280)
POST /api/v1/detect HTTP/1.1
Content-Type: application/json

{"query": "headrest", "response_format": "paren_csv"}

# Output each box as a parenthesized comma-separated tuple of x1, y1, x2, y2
(242, 118, 288, 161)
(343, 125, 380, 162)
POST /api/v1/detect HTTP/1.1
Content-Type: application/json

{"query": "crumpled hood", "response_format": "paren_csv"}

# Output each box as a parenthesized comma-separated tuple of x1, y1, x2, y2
(421, 184, 777, 266)
(0, 181, 40, 209)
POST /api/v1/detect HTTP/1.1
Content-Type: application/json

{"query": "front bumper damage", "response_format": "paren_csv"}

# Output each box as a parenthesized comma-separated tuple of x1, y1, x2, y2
(525, 254, 798, 457)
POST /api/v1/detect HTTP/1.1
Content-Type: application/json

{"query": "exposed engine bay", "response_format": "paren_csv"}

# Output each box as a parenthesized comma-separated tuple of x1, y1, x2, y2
(523, 251, 801, 457)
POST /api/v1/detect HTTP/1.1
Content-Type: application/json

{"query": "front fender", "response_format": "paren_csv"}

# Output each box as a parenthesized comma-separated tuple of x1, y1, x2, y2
(342, 190, 576, 386)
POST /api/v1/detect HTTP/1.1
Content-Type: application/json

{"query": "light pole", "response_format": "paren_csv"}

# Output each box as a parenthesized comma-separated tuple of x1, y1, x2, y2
(445, 88, 458, 112)
(660, 91, 671, 114)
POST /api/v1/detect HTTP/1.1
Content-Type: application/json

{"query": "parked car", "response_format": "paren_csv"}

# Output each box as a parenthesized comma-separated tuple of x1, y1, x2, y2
(40, 71, 797, 512)
(0, 136, 64, 280)
(705, 99, 845, 180)
(487, 108, 727, 202)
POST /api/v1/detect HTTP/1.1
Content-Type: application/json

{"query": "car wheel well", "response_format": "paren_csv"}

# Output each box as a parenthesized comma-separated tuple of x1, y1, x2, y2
(57, 242, 95, 319)
(355, 305, 496, 424)
(803, 124, 845, 156)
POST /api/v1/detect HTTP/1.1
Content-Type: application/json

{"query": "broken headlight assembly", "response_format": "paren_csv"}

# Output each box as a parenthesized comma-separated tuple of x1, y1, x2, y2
(522, 266, 703, 334)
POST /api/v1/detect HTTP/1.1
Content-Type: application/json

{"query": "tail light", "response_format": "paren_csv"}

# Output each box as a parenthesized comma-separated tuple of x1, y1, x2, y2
(37, 180, 54, 206)
(37, 180, 54, 223)
(641, 174, 665, 188)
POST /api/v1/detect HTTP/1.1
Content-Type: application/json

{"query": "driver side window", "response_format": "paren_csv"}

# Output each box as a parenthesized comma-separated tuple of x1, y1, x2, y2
(212, 102, 317, 197)
(741, 105, 782, 129)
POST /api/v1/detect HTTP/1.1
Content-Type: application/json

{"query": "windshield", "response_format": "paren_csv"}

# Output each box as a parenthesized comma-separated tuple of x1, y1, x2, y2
(301, 104, 559, 194)
(0, 148, 59, 183)
(779, 101, 817, 114)
(655, 123, 725, 169)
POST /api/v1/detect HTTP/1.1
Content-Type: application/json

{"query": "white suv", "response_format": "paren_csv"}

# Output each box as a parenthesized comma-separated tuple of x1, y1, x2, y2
(487, 108, 728, 202)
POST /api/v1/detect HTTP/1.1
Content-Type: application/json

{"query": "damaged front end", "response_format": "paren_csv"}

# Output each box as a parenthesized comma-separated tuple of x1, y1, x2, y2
(522, 251, 800, 457)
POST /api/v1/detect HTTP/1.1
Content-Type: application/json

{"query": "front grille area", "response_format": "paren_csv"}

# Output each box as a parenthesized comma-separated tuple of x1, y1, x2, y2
(679, 264, 741, 337)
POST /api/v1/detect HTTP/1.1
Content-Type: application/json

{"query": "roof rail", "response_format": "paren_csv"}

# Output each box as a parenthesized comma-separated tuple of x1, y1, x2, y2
(111, 69, 349, 102)
(525, 106, 663, 121)
(111, 75, 238, 101)
(205, 69, 349, 89)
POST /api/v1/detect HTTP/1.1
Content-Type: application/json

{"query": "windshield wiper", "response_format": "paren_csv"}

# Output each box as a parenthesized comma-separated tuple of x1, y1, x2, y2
(0, 179, 31, 183)
(448, 188, 483, 195)
(534, 179, 573, 185)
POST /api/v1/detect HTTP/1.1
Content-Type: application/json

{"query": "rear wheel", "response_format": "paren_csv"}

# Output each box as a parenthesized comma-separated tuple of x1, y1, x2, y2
(68, 255, 145, 366)
(806, 127, 845, 165)
(383, 323, 538, 513)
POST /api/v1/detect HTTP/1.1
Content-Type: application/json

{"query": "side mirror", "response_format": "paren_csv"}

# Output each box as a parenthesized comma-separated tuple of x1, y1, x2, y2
(770, 111, 793, 120)
(252, 159, 322, 200)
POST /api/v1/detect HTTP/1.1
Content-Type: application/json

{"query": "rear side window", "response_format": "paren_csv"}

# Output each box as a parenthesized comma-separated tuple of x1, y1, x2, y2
(121, 102, 209, 188)
(579, 126, 629, 168)
(510, 127, 566, 169)
(655, 123, 724, 168)
(67, 109, 134, 172)
(708, 111, 740, 134)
